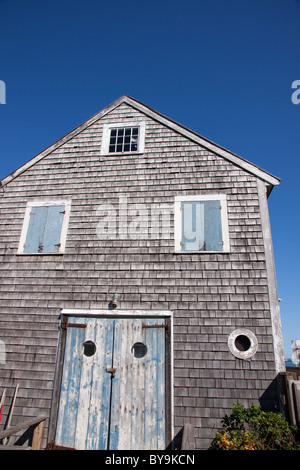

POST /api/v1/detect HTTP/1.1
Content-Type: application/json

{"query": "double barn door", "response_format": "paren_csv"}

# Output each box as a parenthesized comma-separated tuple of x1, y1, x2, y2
(55, 316, 167, 450)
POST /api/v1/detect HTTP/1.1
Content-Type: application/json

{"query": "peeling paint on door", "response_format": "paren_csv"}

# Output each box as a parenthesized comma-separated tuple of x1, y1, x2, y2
(55, 316, 166, 450)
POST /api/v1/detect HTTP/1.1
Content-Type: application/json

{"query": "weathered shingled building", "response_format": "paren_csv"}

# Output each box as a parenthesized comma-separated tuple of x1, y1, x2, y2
(0, 95, 285, 449)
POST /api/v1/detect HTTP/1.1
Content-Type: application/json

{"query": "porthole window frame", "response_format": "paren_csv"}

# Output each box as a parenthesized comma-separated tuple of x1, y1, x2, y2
(83, 340, 97, 357)
(131, 341, 147, 359)
(228, 329, 258, 360)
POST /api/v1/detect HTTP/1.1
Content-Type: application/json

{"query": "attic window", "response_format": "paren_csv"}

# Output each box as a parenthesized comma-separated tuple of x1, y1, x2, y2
(18, 200, 71, 255)
(109, 127, 139, 153)
(101, 122, 145, 155)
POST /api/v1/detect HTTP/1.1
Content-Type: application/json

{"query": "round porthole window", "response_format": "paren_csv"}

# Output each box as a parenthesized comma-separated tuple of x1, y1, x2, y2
(83, 340, 97, 357)
(131, 342, 147, 359)
(228, 329, 258, 360)
(235, 335, 251, 352)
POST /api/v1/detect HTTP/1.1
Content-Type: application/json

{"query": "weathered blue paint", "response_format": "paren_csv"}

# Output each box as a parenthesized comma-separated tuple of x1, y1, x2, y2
(24, 205, 64, 253)
(85, 318, 113, 450)
(182, 200, 223, 251)
(55, 317, 166, 450)
(24, 206, 48, 253)
(204, 200, 223, 251)
(55, 317, 85, 448)
(42, 205, 65, 252)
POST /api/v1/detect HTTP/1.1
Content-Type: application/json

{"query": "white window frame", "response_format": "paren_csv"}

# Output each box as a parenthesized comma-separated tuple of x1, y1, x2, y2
(100, 122, 146, 155)
(18, 200, 71, 255)
(174, 194, 230, 253)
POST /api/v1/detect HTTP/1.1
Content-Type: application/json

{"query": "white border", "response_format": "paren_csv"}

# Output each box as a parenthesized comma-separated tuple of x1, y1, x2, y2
(257, 180, 285, 374)
(18, 200, 71, 255)
(61, 308, 172, 317)
(228, 328, 258, 360)
(174, 194, 230, 253)
(100, 121, 146, 155)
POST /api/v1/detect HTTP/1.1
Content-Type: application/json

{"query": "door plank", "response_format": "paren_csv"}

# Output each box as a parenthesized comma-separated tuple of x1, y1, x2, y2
(75, 317, 96, 449)
(86, 319, 114, 450)
(55, 317, 86, 448)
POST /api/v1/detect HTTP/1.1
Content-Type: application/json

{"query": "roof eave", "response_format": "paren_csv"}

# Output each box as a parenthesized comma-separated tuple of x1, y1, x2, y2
(0, 95, 281, 189)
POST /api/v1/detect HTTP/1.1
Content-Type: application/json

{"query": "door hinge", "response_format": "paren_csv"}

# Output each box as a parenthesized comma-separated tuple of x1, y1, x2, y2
(142, 323, 168, 331)
(61, 318, 87, 330)
(46, 441, 76, 450)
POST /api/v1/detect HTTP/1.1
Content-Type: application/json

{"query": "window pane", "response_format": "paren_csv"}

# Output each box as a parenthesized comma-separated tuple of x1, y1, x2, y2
(107, 127, 140, 153)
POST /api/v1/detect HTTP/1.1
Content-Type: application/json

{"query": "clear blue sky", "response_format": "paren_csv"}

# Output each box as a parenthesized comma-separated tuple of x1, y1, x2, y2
(0, 0, 299, 358)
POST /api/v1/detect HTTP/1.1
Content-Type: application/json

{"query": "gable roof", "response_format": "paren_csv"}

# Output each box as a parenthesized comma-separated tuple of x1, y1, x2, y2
(0, 95, 280, 190)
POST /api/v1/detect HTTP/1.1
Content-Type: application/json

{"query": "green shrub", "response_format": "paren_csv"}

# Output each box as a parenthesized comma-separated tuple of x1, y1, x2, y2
(211, 403, 300, 450)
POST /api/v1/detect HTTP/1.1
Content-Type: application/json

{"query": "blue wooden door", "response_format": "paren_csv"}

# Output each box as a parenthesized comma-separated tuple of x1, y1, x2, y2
(55, 317, 166, 450)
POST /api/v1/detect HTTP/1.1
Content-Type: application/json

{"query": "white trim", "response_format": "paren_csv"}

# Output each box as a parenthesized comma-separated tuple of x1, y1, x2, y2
(228, 329, 258, 360)
(257, 180, 285, 373)
(123, 96, 280, 187)
(100, 121, 146, 155)
(175, 194, 227, 202)
(61, 308, 172, 317)
(18, 200, 71, 255)
(174, 194, 230, 253)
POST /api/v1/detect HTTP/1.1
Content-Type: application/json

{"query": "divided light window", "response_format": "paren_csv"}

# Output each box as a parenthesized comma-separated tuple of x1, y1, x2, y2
(18, 201, 71, 254)
(109, 127, 139, 153)
(174, 195, 230, 253)
(101, 122, 145, 155)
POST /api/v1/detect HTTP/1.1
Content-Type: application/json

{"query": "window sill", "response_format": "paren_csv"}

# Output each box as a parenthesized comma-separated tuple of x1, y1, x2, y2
(174, 251, 230, 254)
(100, 151, 144, 157)
(17, 252, 65, 256)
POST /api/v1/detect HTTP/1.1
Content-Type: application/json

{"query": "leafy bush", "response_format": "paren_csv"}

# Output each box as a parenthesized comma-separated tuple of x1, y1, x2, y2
(211, 403, 300, 450)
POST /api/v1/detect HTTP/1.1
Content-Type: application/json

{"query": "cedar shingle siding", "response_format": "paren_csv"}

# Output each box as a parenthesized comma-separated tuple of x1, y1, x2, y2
(0, 96, 284, 449)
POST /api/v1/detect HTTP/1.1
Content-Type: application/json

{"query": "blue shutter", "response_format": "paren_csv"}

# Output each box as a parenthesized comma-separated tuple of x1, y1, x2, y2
(203, 200, 223, 251)
(24, 206, 48, 253)
(181, 200, 223, 252)
(43, 205, 65, 253)
(181, 201, 204, 251)
(23, 205, 65, 253)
